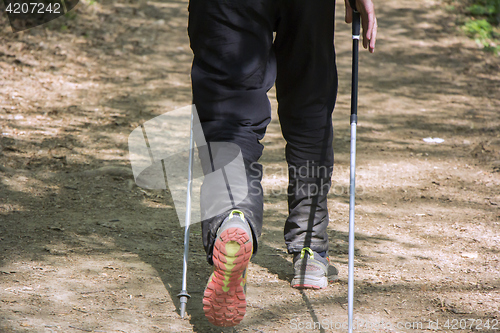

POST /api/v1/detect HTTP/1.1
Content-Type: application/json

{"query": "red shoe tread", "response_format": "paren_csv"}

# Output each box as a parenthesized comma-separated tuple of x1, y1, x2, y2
(203, 227, 252, 327)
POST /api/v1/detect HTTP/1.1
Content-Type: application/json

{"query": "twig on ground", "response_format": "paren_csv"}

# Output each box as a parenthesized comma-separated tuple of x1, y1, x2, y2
(68, 326, 92, 332)
(80, 289, 105, 295)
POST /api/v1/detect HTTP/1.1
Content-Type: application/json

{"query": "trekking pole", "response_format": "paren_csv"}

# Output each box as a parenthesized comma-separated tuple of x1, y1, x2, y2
(348, 1, 360, 332)
(178, 107, 195, 318)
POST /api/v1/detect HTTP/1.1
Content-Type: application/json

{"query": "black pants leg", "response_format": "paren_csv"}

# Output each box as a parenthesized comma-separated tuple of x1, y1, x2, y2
(188, 0, 277, 264)
(274, 0, 337, 254)
(188, 0, 337, 263)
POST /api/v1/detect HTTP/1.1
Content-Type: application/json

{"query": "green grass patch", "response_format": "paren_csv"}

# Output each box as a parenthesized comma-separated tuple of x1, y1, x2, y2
(454, 0, 500, 54)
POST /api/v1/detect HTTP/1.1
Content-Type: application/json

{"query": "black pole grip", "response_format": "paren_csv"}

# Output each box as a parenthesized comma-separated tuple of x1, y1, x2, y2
(350, 11, 360, 122)
(349, 0, 358, 12)
(352, 10, 361, 37)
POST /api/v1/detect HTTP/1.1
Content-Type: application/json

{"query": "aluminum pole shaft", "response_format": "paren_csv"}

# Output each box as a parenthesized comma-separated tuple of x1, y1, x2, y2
(179, 107, 195, 318)
(348, 8, 360, 333)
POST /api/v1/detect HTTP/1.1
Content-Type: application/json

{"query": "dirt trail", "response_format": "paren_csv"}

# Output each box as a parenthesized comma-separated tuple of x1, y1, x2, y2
(1, 0, 499, 332)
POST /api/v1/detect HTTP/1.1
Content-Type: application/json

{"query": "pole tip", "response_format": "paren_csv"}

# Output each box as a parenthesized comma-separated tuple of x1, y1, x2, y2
(178, 293, 190, 318)
(180, 303, 186, 318)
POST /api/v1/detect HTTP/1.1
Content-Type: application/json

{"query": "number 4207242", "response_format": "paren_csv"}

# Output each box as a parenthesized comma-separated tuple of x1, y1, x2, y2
(5, 2, 61, 14)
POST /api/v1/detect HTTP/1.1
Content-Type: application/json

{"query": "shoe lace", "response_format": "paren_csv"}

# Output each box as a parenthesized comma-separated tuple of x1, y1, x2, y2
(300, 247, 315, 260)
(229, 209, 245, 221)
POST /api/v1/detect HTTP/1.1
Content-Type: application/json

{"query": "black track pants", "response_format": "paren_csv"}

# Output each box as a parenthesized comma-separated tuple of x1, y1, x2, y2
(188, 0, 338, 264)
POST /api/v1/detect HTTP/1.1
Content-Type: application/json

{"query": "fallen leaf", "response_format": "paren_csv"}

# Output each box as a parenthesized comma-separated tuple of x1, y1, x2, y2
(461, 252, 478, 259)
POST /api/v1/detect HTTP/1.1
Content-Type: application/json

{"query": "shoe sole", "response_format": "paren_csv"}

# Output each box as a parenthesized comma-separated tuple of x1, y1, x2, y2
(291, 275, 328, 289)
(291, 265, 338, 289)
(203, 227, 252, 327)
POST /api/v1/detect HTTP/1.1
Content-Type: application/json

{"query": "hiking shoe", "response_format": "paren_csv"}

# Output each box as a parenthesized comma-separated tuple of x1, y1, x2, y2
(291, 247, 338, 289)
(203, 210, 253, 327)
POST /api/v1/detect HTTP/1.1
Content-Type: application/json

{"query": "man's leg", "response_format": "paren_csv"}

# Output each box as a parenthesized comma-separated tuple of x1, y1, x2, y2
(188, 0, 277, 264)
(188, 0, 277, 326)
(274, 0, 338, 284)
